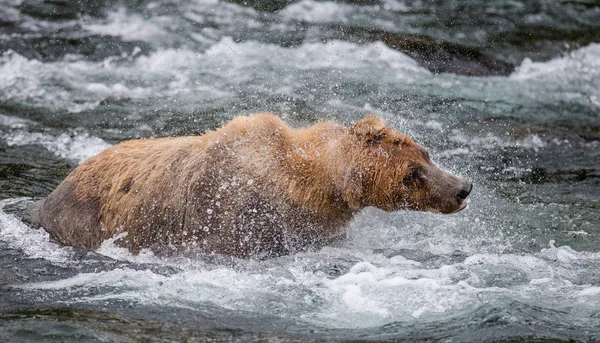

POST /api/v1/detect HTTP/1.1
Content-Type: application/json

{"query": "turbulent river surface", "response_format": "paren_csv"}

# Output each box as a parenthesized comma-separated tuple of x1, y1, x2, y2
(1, 0, 600, 342)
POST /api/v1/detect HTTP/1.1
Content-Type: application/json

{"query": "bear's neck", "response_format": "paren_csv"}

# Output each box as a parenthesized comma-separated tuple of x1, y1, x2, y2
(283, 123, 362, 217)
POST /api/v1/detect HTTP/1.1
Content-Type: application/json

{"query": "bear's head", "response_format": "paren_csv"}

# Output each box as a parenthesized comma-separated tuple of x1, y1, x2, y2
(344, 114, 472, 214)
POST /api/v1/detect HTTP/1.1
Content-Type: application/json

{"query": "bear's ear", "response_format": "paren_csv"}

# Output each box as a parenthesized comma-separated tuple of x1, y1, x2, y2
(351, 114, 386, 140)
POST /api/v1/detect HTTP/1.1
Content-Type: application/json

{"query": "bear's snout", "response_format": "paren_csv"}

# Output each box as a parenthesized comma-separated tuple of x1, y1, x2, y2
(421, 166, 473, 214)
(456, 182, 473, 202)
(453, 181, 472, 213)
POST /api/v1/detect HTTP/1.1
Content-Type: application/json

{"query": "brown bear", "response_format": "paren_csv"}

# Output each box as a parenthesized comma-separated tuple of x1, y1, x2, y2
(37, 113, 472, 258)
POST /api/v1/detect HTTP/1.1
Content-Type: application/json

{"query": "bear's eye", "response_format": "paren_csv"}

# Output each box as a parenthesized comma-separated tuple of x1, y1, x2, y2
(404, 167, 422, 182)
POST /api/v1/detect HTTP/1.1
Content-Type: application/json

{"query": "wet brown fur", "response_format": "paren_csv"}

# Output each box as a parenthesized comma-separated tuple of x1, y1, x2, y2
(39, 113, 437, 258)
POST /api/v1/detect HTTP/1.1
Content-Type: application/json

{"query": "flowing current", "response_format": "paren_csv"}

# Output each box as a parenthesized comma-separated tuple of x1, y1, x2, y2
(1, 1, 599, 342)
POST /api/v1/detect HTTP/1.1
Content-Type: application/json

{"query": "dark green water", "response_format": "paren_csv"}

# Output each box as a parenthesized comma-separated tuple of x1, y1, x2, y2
(1, 0, 599, 342)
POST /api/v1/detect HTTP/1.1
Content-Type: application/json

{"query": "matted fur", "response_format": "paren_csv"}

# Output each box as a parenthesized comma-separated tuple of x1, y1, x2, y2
(38, 113, 464, 257)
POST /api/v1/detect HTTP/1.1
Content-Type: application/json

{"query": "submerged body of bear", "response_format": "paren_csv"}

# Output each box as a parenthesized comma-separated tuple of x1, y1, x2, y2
(38, 113, 471, 257)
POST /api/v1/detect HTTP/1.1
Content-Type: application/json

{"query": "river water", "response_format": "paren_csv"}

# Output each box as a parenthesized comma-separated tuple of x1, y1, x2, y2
(1, 0, 599, 342)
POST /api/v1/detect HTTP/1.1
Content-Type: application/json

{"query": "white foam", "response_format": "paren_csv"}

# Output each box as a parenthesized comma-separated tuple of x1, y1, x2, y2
(0, 113, 34, 129)
(438, 147, 470, 158)
(0, 113, 111, 163)
(0, 51, 103, 113)
(82, 1, 259, 46)
(516, 134, 546, 150)
(567, 230, 589, 236)
(279, 0, 400, 31)
(84, 82, 153, 99)
(449, 131, 508, 149)
(20, 267, 167, 291)
(20, 264, 306, 315)
(425, 120, 444, 131)
(0, 2, 23, 22)
(448, 129, 548, 155)
(0, 35, 430, 112)
(14, 233, 600, 329)
(280, 0, 352, 23)
(83, 8, 169, 43)
(511, 44, 600, 99)
(578, 287, 600, 297)
(0, 50, 175, 112)
(5, 130, 111, 164)
(0, 199, 72, 264)
(529, 278, 552, 285)
(539, 240, 600, 263)
(94, 233, 170, 266)
(0, 51, 64, 107)
(381, 0, 409, 12)
(183, 1, 259, 28)
(204, 37, 427, 76)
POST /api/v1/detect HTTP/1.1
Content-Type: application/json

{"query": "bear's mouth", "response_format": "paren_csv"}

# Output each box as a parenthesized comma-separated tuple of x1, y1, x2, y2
(453, 201, 469, 214)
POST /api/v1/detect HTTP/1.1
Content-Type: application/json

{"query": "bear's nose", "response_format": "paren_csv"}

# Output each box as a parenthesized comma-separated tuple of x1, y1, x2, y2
(456, 182, 473, 201)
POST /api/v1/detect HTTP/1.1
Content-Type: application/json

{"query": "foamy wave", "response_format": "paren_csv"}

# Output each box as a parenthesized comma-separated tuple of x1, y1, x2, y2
(183, 1, 259, 28)
(381, 0, 410, 12)
(0, 38, 426, 111)
(204, 37, 426, 75)
(280, 0, 352, 23)
(0, 51, 69, 109)
(18, 240, 600, 328)
(0, 113, 111, 163)
(84, 82, 154, 99)
(21, 267, 167, 291)
(511, 44, 600, 104)
(0, 113, 34, 129)
(61, 1, 258, 47)
(0, 199, 72, 264)
(278, 0, 400, 31)
(83, 8, 169, 43)
(20, 265, 303, 314)
(95, 233, 163, 265)
(0, 51, 125, 113)
(449, 131, 546, 152)
(539, 240, 600, 263)
(0, 1, 23, 22)
(0, 50, 186, 112)
(5, 130, 111, 163)
(578, 287, 600, 297)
